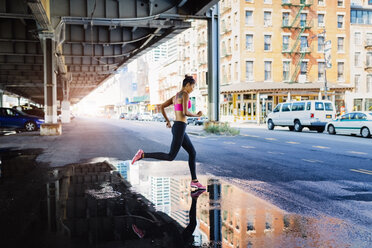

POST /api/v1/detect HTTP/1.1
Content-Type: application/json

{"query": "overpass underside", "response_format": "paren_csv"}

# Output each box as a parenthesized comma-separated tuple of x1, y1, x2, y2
(0, 0, 219, 134)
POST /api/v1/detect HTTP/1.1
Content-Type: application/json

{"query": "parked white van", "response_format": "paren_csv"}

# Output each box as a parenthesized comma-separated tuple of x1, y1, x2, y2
(266, 100, 336, 132)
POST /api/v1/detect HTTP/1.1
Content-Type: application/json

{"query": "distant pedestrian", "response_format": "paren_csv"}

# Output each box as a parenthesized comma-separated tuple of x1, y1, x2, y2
(131, 75, 206, 190)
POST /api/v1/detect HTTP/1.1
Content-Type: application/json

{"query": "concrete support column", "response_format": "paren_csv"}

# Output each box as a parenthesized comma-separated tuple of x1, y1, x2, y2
(61, 100, 71, 123)
(207, 5, 220, 122)
(287, 92, 291, 102)
(61, 79, 71, 123)
(0, 90, 3, 108)
(40, 33, 61, 135)
(318, 91, 322, 100)
(256, 92, 260, 125)
(43, 35, 58, 123)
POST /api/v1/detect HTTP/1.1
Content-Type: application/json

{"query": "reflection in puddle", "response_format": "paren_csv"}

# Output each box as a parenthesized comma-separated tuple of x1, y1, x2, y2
(114, 160, 366, 247)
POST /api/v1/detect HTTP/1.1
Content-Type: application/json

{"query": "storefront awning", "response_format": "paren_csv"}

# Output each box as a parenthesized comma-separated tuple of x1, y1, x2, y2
(220, 82, 354, 94)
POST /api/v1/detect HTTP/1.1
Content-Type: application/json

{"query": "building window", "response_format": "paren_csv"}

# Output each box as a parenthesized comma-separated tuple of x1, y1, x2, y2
(318, 14, 325, 27)
(337, 62, 344, 81)
(246, 61, 253, 81)
(368, 75, 372, 93)
(318, 0, 324, 5)
(264, 35, 271, 51)
(367, 33, 372, 46)
(355, 74, 360, 93)
(351, 9, 372, 24)
(337, 15, 344, 28)
(337, 37, 344, 52)
(300, 36, 308, 52)
(318, 62, 325, 81)
(283, 61, 290, 81)
(283, 35, 290, 51)
(300, 61, 307, 75)
(337, 0, 344, 7)
(246, 0, 253, 2)
(246, 34, 253, 50)
(282, 0, 290, 4)
(235, 62, 238, 81)
(369, 0, 372, 5)
(355, 52, 361, 66)
(318, 36, 325, 52)
(367, 52, 372, 67)
(264, 0, 272, 3)
(354, 32, 362, 46)
(300, 13, 307, 27)
(264, 11, 272, 26)
(264, 61, 272, 81)
(282, 12, 290, 26)
(245, 11, 253, 25)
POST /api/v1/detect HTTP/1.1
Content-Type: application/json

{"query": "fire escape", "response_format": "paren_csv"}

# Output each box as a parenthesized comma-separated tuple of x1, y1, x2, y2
(282, 0, 313, 83)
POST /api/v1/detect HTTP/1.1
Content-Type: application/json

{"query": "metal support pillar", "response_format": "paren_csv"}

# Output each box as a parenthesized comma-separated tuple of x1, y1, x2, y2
(41, 34, 58, 124)
(61, 79, 71, 123)
(0, 90, 3, 108)
(207, 5, 220, 122)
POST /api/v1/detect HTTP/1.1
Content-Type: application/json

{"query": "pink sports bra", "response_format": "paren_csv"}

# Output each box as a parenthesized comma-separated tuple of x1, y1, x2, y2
(174, 93, 191, 111)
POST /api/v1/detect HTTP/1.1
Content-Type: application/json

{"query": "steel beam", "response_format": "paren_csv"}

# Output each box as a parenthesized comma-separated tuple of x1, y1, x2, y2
(207, 5, 220, 122)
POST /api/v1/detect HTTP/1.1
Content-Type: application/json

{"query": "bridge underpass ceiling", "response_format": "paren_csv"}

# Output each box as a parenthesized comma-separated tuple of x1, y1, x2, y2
(0, 0, 218, 104)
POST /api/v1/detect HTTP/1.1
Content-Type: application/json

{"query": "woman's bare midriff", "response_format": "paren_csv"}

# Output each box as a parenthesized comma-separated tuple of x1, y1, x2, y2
(174, 110, 187, 123)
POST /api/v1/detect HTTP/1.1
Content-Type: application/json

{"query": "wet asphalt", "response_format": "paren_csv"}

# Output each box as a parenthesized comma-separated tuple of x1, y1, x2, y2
(102, 118, 372, 240)
(1, 117, 371, 245)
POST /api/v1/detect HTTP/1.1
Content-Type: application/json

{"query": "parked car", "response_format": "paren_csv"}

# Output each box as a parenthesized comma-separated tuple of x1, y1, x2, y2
(22, 108, 44, 119)
(0, 107, 44, 131)
(128, 113, 139, 120)
(266, 100, 336, 132)
(119, 113, 127, 119)
(326, 112, 372, 138)
(153, 113, 166, 122)
(187, 117, 198, 125)
(138, 112, 153, 121)
(195, 116, 208, 126)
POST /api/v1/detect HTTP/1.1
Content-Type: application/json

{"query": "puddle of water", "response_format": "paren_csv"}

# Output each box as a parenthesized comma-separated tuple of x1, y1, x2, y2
(112, 160, 370, 248)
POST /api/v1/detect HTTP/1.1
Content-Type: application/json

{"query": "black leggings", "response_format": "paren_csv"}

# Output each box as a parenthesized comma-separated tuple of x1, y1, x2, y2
(144, 121, 197, 180)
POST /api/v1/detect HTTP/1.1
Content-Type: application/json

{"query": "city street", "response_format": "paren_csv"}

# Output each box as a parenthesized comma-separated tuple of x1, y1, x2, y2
(1, 117, 371, 246)
(103, 118, 372, 233)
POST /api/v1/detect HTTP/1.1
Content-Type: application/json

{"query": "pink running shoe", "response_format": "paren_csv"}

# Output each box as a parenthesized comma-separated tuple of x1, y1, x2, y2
(131, 149, 144, 165)
(190, 181, 206, 190)
(191, 189, 206, 199)
(132, 224, 145, 238)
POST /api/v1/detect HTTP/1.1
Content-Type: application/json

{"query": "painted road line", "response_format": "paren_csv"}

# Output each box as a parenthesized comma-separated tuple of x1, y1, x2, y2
(286, 141, 300, 144)
(267, 151, 284, 155)
(241, 145, 255, 149)
(223, 141, 236, 145)
(265, 138, 277, 141)
(350, 169, 372, 175)
(241, 134, 260, 138)
(312, 146, 330, 149)
(347, 151, 368, 155)
(302, 159, 323, 163)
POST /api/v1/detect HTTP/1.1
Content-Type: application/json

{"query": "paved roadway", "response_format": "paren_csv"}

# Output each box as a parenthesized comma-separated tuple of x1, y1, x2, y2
(1, 117, 371, 244)
(102, 118, 372, 235)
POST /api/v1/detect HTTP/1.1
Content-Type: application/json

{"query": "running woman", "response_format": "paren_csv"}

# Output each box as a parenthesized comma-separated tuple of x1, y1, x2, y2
(131, 75, 206, 190)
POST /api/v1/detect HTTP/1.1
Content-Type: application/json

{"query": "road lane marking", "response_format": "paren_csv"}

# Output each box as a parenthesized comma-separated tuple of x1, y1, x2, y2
(302, 159, 323, 163)
(347, 151, 368, 155)
(241, 145, 255, 149)
(265, 138, 277, 141)
(312, 146, 330, 149)
(350, 169, 372, 175)
(286, 141, 300, 144)
(241, 134, 260, 138)
(267, 151, 284, 155)
(223, 141, 236, 145)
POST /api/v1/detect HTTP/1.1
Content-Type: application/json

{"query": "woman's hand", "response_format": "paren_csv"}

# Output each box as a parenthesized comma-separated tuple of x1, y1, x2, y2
(166, 121, 172, 128)
(197, 111, 203, 117)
